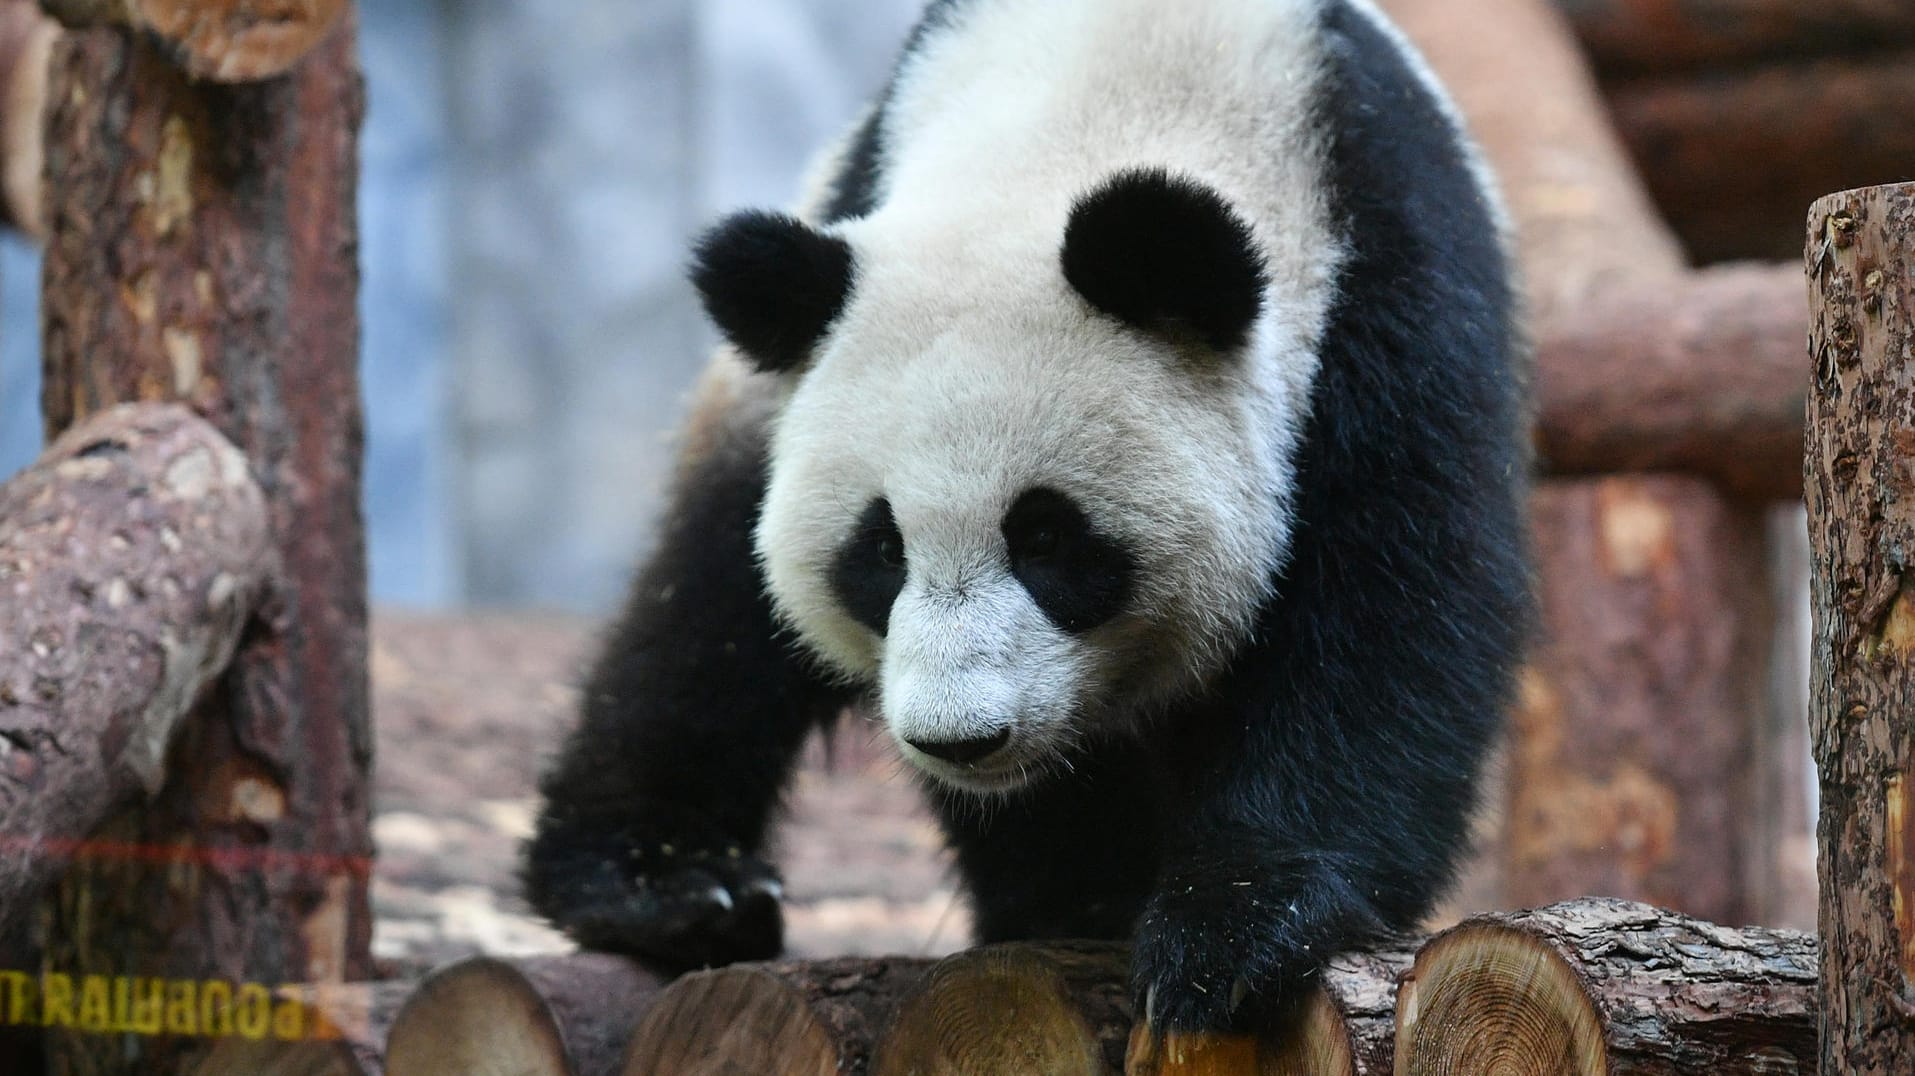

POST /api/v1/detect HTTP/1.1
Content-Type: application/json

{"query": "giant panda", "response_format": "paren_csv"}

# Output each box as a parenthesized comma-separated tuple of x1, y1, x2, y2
(526, 0, 1527, 1035)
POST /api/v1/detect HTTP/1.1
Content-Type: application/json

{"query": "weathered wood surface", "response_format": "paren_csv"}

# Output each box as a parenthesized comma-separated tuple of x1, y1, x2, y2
(191, 980, 411, 1076)
(1805, 182, 1915, 1075)
(1395, 898, 1817, 1075)
(1513, 477, 1771, 925)
(1556, 0, 1915, 74)
(1609, 53, 1915, 262)
(1533, 264, 1805, 500)
(0, 403, 271, 930)
(39, 0, 347, 81)
(38, 15, 369, 1073)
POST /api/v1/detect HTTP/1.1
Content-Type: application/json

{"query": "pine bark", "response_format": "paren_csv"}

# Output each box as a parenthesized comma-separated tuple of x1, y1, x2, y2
(1395, 898, 1817, 1075)
(1805, 182, 1915, 1075)
(38, 0, 347, 82)
(0, 403, 270, 926)
(36, 16, 369, 1074)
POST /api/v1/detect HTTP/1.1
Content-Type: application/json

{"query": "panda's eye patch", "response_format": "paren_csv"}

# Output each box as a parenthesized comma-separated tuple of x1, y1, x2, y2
(1003, 488, 1132, 634)
(831, 498, 908, 635)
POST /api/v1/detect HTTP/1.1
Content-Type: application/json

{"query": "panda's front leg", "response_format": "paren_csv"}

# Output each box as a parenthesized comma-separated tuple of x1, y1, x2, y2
(1129, 677, 1490, 1034)
(523, 408, 855, 972)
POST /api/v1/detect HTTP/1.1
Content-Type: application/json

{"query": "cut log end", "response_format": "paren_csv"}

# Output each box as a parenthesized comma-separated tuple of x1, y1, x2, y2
(875, 945, 1118, 1075)
(385, 958, 570, 1076)
(1395, 924, 1603, 1076)
(624, 967, 839, 1076)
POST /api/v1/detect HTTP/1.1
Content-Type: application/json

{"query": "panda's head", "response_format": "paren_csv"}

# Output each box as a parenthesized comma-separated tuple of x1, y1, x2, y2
(692, 169, 1308, 794)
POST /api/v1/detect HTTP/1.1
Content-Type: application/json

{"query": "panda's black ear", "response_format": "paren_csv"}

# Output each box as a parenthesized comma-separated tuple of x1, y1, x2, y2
(691, 210, 855, 373)
(1061, 168, 1267, 353)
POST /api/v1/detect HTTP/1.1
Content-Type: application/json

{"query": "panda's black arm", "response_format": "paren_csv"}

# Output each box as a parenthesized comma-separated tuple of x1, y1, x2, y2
(1133, 474, 1525, 1032)
(524, 407, 857, 970)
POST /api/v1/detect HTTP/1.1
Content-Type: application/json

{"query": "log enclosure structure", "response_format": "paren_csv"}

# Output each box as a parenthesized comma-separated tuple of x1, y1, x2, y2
(1806, 182, 1915, 1073)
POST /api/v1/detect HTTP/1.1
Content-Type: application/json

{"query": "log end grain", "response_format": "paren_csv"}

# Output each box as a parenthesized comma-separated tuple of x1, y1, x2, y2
(1394, 922, 1604, 1076)
(625, 967, 840, 1076)
(384, 958, 572, 1076)
(873, 945, 1117, 1075)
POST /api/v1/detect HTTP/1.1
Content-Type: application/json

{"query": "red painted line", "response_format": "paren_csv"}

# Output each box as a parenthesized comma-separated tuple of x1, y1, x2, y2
(0, 834, 373, 878)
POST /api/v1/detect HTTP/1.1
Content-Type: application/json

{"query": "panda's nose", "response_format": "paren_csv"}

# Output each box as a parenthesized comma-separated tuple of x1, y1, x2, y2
(905, 728, 1011, 765)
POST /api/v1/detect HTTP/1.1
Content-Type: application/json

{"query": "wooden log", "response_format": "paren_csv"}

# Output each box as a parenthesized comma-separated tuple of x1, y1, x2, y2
(192, 980, 412, 1076)
(1512, 476, 1772, 924)
(625, 954, 933, 1076)
(0, 0, 52, 236)
(1555, 0, 1915, 74)
(386, 955, 662, 1076)
(1805, 182, 1915, 1075)
(1384, 0, 1792, 924)
(37, 16, 370, 1074)
(1533, 264, 1805, 501)
(1608, 53, 1915, 263)
(1394, 897, 1818, 1074)
(39, 0, 347, 81)
(0, 402, 270, 928)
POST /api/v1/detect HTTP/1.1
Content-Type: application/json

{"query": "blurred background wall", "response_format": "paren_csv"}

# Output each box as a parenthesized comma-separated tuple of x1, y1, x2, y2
(1, 0, 922, 611)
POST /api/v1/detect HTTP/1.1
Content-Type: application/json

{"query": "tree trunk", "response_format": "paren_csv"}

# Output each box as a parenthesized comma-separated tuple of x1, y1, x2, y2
(0, 0, 51, 236)
(1608, 53, 1915, 262)
(1395, 898, 1817, 1075)
(1383, 0, 1792, 925)
(1805, 182, 1915, 1075)
(1532, 264, 1805, 500)
(37, 16, 369, 1074)
(0, 403, 270, 928)
(38, 0, 347, 81)
(385, 955, 662, 1076)
(1555, 0, 1915, 74)
(1512, 476, 1772, 924)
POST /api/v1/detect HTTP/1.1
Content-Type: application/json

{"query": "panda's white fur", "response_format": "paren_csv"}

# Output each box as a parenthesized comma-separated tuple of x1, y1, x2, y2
(756, 0, 1347, 788)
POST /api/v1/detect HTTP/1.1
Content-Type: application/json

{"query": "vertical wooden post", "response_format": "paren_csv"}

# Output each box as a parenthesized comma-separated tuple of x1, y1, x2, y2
(35, 13, 370, 1073)
(1806, 182, 1915, 1074)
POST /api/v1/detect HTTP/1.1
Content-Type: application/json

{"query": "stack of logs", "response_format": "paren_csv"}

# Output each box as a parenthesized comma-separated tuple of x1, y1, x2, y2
(187, 897, 1818, 1075)
(2, 0, 1914, 1073)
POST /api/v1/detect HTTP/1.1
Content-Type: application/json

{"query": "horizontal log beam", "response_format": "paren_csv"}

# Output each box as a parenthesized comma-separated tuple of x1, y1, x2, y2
(1396, 898, 1816, 1074)
(0, 402, 272, 931)
(1533, 263, 1806, 500)
(1556, 0, 1915, 74)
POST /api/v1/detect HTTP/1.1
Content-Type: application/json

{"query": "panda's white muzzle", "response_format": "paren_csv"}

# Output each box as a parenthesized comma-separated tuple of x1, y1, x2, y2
(879, 569, 1087, 792)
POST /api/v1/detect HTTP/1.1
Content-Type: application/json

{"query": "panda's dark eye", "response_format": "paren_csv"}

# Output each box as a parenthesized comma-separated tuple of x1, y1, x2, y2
(1002, 487, 1133, 634)
(831, 498, 908, 635)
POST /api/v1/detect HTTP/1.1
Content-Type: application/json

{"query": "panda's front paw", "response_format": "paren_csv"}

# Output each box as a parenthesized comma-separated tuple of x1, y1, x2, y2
(523, 806, 783, 972)
(1130, 858, 1375, 1034)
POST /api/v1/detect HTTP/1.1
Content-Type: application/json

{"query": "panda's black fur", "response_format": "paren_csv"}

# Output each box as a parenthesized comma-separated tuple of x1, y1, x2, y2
(527, 0, 1527, 1035)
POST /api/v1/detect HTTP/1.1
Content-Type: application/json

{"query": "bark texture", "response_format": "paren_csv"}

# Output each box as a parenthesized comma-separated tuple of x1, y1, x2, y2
(37, 17, 369, 1074)
(1557, 0, 1915, 74)
(1609, 53, 1915, 262)
(1395, 898, 1817, 1075)
(1532, 264, 1806, 500)
(0, 403, 269, 927)
(1805, 182, 1915, 1075)
(385, 955, 661, 1076)
(1513, 477, 1771, 924)
(39, 0, 347, 81)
